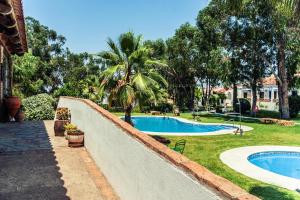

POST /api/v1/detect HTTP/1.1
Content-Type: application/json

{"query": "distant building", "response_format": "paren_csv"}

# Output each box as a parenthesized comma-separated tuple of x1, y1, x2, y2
(217, 75, 299, 111)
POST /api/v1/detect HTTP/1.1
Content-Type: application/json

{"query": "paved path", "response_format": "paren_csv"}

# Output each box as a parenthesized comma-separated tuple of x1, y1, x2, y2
(0, 121, 118, 200)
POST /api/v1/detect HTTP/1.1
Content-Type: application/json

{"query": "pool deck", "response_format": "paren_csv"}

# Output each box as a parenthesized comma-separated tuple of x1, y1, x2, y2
(220, 146, 300, 191)
(0, 120, 119, 200)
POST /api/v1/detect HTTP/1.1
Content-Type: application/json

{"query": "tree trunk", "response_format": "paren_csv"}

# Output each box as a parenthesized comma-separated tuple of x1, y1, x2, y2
(277, 36, 290, 119)
(124, 104, 134, 126)
(232, 83, 238, 112)
(188, 85, 195, 111)
(251, 84, 257, 116)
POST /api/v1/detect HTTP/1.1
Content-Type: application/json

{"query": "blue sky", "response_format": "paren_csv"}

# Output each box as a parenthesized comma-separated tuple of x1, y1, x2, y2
(23, 0, 209, 53)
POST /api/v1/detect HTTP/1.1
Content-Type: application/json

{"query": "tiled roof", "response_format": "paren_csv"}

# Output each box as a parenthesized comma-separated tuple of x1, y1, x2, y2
(261, 75, 277, 86)
(212, 87, 228, 94)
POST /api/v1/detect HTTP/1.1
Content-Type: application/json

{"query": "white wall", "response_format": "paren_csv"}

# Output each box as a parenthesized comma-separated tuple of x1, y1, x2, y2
(58, 97, 224, 200)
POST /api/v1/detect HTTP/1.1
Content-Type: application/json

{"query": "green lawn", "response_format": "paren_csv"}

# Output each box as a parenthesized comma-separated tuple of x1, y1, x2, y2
(114, 112, 300, 200)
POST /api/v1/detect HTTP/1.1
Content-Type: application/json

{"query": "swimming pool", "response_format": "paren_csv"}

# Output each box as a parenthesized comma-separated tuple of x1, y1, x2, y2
(248, 151, 300, 180)
(126, 116, 244, 135)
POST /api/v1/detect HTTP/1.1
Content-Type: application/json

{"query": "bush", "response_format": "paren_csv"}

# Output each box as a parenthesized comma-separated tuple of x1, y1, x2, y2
(289, 95, 300, 118)
(22, 94, 56, 120)
(234, 98, 251, 114)
(216, 105, 224, 113)
(153, 103, 173, 113)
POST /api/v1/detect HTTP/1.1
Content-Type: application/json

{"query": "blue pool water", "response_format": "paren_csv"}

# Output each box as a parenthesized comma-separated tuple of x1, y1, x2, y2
(248, 151, 300, 180)
(129, 117, 235, 134)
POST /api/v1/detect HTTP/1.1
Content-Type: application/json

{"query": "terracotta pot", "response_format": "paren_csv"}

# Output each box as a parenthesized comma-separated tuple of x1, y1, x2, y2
(54, 120, 69, 136)
(67, 130, 84, 147)
(15, 111, 25, 122)
(5, 96, 21, 118)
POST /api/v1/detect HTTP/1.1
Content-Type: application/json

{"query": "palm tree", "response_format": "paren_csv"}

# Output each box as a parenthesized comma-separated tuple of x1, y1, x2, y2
(99, 32, 168, 125)
(224, 0, 299, 119)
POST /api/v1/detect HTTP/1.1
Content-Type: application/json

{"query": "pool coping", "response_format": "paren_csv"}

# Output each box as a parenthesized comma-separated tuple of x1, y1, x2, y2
(129, 116, 253, 136)
(220, 146, 300, 191)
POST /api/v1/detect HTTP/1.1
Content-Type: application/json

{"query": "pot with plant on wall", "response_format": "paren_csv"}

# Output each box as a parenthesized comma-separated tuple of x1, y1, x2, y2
(15, 105, 25, 122)
(54, 107, 70, 136)
(64, 123, 84, 147)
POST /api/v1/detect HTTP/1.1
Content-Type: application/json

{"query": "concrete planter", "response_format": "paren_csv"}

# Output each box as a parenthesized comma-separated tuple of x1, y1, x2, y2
(66, 130, 84, 147)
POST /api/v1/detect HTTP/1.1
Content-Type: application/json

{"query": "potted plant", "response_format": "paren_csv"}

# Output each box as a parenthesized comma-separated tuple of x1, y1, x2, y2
(64, 123, 84, 147)
(4, 96, 21, 121)
(54, 107, 70, 136)
(15, 105, 25, 122)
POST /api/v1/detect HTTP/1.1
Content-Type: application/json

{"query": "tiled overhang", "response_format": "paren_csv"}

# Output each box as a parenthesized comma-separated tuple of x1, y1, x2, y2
(0, 0, 27, 55)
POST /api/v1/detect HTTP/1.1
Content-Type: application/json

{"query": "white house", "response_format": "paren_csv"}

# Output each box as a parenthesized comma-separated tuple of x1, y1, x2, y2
(218, 75, 299, 111)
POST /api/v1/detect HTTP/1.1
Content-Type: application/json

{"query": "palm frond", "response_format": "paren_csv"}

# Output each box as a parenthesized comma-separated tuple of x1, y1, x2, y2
(117, 84, 135, 107)
(99, 51, 120, 65)
(128, 47, 150, 65)
(134, 34, 143, 51)
(119, 32, 136, 57)
(132, 72, 158, 91)
(99, 64, 125, 83)
(145, 59, 168, 69)
(107, 38, 123, 60)
(148, 71, 168, 88)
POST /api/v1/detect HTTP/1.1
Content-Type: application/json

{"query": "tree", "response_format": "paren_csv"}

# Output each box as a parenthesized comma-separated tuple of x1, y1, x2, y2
(26, 17, 66, 93)
(99, 32, 168, 125)
(239, 0, 274, 114)
(13, 52, 43, 98)
(196, 3, 225, 109)
(222, 18, 245, 110)
(224, 0, 300, 118)
(165, 23, 199, 110)
(15, 17, 102, 100)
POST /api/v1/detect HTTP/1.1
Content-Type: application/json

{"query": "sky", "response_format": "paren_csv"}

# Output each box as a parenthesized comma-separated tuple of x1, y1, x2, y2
(23, 0, 209, 54)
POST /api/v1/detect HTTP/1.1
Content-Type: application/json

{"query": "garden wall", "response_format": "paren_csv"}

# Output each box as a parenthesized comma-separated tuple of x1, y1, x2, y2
(58, 96, 259, 200)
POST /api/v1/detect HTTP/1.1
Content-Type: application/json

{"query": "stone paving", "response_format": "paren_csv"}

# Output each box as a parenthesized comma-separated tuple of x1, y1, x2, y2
(0, 121, 118, 200)
(0, 121, 51, 153)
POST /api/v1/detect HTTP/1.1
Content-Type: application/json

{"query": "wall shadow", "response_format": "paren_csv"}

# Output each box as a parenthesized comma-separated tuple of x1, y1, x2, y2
(0, 121, 70, 200)
(250, 186, 297, 200)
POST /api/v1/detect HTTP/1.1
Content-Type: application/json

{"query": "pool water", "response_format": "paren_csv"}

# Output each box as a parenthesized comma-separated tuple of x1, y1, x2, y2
(248, 151, 300, 180)
(129, 116, 235, 134)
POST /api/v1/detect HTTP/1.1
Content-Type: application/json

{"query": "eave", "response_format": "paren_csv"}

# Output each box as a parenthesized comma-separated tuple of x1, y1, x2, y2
(0, 0, 27, 55)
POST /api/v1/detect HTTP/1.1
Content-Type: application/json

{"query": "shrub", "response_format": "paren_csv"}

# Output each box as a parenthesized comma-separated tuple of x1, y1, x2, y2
(22, 94, 56, 120)
(289, 95, 300, 118)
(234, 98, 251, 114)
(216, 105, 224, 113)
(153, 103, 173, 113)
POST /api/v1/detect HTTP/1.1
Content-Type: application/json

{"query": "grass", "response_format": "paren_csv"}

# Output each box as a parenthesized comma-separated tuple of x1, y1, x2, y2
(114, 112, 300, 200)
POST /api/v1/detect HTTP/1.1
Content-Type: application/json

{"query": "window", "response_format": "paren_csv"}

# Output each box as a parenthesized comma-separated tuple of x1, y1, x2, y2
(292, 90, 298, 96)
(269, 91, 272, 100)
(227, 92, 231, 100)
(243, 92, 248, 99)
(259, 92, 264, 99)
(274, 91, 277, 99)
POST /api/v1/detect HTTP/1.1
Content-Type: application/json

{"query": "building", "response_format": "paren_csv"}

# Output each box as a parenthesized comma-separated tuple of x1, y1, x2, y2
(0, 0, 27, 120)
(220, 75, 299, 111)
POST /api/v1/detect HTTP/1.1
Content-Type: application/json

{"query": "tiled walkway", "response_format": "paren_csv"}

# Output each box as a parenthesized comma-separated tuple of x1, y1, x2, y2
(0, 121, 118, 200)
